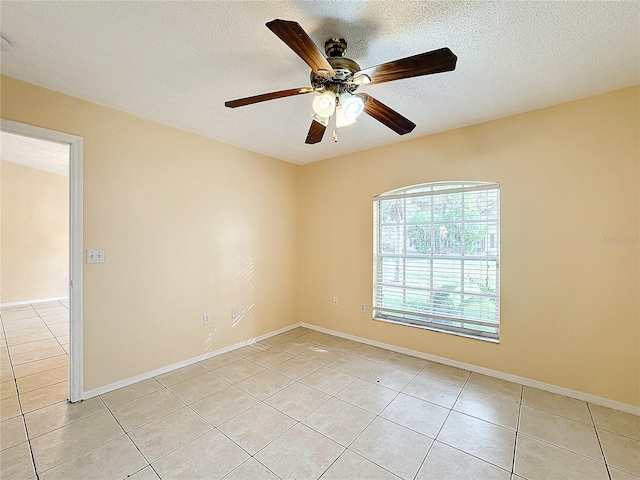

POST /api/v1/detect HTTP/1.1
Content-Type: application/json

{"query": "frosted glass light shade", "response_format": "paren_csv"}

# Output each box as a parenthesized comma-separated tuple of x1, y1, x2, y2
(312, 92, 336, 117)
(339, 93, 365, 120)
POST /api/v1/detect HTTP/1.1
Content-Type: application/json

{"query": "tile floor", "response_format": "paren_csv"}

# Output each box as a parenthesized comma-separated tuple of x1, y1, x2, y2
(1, 311, 639, 480)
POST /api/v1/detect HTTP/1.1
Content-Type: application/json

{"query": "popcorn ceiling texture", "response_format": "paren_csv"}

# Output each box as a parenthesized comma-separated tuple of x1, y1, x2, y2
(1, 1, 638, 164)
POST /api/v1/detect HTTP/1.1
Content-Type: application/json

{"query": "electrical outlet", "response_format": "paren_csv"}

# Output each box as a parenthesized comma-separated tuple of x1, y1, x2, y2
(86, 249, 105, 264)
(203, 313, 211, 325)
(231, 307, 238, 319)
(360, 303, 366, 313)
(333, 297, 339, 307)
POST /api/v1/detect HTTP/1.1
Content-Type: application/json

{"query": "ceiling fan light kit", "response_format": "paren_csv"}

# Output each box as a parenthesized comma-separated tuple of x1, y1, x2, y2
(225, 19, 457, 144)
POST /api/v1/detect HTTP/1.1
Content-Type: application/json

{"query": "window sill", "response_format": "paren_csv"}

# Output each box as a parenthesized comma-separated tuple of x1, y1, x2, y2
(373, 315, 500, 344)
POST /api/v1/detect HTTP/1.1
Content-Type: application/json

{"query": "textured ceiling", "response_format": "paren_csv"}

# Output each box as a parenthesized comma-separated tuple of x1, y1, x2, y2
(0, 132, 69, 176)
(0, 1, 638, 164)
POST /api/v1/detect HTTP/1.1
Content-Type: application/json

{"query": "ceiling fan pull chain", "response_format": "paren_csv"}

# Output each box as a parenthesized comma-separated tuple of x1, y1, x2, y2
(332, 112, 338, 142)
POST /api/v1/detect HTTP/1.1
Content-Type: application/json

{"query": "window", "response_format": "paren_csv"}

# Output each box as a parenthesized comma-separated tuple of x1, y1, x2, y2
(373, 182, 500, 340)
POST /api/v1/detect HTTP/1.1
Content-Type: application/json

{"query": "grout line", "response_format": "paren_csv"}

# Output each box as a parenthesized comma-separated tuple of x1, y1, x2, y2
(587, 403, 613, 480)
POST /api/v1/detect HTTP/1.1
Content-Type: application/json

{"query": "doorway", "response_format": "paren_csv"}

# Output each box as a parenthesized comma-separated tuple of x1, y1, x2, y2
(0, 119, 83, 402)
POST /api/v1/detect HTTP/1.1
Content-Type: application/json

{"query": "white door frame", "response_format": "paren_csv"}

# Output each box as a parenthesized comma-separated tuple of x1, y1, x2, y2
(1, 119, 84, 402)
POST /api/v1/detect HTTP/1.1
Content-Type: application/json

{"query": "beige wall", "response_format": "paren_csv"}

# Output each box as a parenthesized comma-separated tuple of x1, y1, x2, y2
(1, 76, 300, 391)
(299, 86, 640, 406)
(1, 160, 69, 303)
(2, 75, 638, 406)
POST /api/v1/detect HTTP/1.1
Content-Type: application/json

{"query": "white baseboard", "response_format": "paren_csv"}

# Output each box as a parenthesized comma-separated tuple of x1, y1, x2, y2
(1, 297, 69, 308)
(82, 323, 301, 400)
(301, 322, 640, 416)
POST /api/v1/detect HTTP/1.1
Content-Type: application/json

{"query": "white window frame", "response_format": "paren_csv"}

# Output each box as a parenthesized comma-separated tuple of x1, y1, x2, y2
(373, 181, 500, 341)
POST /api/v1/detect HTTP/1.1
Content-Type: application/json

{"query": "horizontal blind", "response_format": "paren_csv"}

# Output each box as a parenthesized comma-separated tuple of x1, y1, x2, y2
(373, 182, 500, 339)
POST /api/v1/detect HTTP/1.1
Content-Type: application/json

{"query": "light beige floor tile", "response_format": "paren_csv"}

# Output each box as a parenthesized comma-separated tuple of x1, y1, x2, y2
(383, 352, 428, 374)
(153, 429, 248, 479)
(464, 373, 522, 401)
(235, 369, 293, 400)
(417, 441, 511, 480)
(33, 306, 67, 316)
(404, 375, 462, 408)
(54, 335, 68, 345)
(100, 378, 163, 408)
(128, 466, 161, 480)
(420, 361, 469, 387)
(260, 333, 295, 347)
(590, 404, 640, 440)
(10, 345, 65, 365)
(0, 416, 27, 450)
(30, 410, 123, 472)
(39, 434, 147, 480)
(167, 372, 228, 404)
(337, 378, 398, 414)
(1, 379, 17, 400)
(438, 411, 515, 471)
(25, 397, 105, 438)
(6, 331, 55, 346)
(197, 352, 241, 370)
(0, 441, 35, 480)
(522, 387, 592, 424)
(351, 344, 393, 362)
(599, 429, 640, 476)
(321, 449, 400, 479)
(19, 381, 68, 413)
(224, 458, 279, 480)
(323, 337, 362, 353)
(13, 355, 68, 379)
(129, 407, 212, 462)
(381, 393, 449, 438)
(300, 366, 357, 395)
(4, 326, 51, 340)
(265, 382, 330, 420)
(218, 402, 296, 454)
(303, 397, 375, 446)
(276, 339, 316, 355)
(1, 365, 15, 384)
(40, 313, 68, 325)
(609, 467, 640, 480)
(362, 364, 416, 391)
(327, 354, 377, 377)
(300, 345, 346, 365)
(17, 366, 68, 394)
(48, 324, 68, 337)
(214, 358, 265, 384)
(284, 326, 313, 338)
(246, 348, 292, 368)
(9, 338, 62, 356)
(269, 356, 322, 380)
(154, 364, 207, 387)
(232, 343, 270, 357)
(297, 331, 335, 345)
(351, 416, 433, 480)
(190, 385, 258, 426)
(3, 318, 45, 332)
(454, 388, 520, 430)
(519, 405, 602, 460)
(1, 310, 40, 322)
(0, 394, 21, 421)
(111, 389, 184, 431)
(514, 433, 609, 480)
(256, 423, 344, 480)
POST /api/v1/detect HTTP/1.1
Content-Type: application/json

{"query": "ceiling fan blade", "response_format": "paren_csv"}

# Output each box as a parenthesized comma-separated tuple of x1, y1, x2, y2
(357, 47, 457, 85)
(225, 87, 313, 108)
(305, 119, 327, 144)
(266, 19, 335, 76)
(357, 93, 416, 135)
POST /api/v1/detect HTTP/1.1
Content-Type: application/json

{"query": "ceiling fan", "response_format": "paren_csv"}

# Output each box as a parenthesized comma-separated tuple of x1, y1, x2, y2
(225, 19, 457, 144)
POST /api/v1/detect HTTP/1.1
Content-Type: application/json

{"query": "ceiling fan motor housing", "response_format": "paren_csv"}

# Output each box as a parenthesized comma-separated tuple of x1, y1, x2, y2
(310, 38, 361, 93)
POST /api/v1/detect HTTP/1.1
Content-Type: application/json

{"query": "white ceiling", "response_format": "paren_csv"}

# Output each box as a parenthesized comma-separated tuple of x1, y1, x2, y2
(0, 1, 638, 165)
(0, 132, 69, 176)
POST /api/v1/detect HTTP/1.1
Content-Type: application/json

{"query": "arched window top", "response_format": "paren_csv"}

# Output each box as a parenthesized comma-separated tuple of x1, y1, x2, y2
(375, 181, 500, 200)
